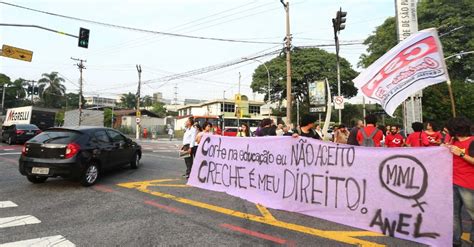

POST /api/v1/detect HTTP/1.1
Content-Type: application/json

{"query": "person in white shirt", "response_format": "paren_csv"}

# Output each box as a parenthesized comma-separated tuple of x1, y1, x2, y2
(168, 127, 174, 141)
(182, 117, 197, 179)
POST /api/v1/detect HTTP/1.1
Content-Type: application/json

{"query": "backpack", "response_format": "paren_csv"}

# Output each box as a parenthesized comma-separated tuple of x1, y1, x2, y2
(361, 128, 378, 147)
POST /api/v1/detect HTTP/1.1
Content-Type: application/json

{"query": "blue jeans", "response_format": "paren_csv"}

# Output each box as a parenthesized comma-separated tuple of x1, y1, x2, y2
(453, 185, 474, 245)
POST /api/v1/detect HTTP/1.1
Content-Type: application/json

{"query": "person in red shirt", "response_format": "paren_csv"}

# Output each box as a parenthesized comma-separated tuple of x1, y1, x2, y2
(356, 114, 383, 147)
(405, 122, 430, 147)
(385, 125, 405, 147)
(446, 117, 474, 246)
(424, 121, 443, 146)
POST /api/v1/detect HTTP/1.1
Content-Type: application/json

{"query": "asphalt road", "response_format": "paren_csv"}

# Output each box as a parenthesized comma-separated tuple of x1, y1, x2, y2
(0, 139, 461, 246)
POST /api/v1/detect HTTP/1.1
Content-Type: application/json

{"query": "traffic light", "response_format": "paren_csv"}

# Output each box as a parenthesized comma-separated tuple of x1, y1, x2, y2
(332, 8, 347, 32)
(78, 27, 90, 48)
(33, 86, 39, 95)
(27, 86, 33, 95)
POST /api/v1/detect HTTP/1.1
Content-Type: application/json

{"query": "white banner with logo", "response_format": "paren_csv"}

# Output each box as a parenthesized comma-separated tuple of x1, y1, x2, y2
(353, 28, 447, 116)
(3, 106, 33, 126)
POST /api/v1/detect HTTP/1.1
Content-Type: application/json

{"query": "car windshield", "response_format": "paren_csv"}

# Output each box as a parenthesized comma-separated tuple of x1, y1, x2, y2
(28, 130, 81, 144)
(16, 124, 38, 130)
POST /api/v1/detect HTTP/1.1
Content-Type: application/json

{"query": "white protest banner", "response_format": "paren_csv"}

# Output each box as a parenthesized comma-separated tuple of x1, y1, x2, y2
(353, 28, 448, 116)
(188, 135, 453, 246)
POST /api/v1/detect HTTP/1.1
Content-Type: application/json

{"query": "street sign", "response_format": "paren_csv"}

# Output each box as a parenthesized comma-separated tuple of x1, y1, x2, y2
(309, 106, 326, 113)
(334, 96, 345, 110)
(136, 117, 141, 124)
(1, 44, 33, 62)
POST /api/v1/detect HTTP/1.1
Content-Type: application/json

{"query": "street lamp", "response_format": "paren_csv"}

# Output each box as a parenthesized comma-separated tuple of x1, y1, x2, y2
(242, 57, 271, 117)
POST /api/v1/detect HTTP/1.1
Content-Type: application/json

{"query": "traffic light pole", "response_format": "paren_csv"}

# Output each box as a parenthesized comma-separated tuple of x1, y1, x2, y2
(332, 7, 346, 125)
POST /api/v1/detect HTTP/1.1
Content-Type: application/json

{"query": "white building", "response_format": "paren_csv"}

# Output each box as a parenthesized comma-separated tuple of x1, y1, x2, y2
(84, 96, 117, 108)
(175, 96, 265, 131)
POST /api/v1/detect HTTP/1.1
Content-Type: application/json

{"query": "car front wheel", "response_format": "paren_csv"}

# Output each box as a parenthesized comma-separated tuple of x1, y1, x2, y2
(81, 163, 100, 187)
(27, 175, 48, 184)
(130, 152, 140, 169)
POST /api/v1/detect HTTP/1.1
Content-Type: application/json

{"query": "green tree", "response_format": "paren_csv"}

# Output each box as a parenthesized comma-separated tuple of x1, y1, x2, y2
(103, 108, 115, 127)
(38, 72, 66, 108)
(141, 95, 153, 107)
(251, 48, 358, 122)
(119, 92, 136, 109)
(358, 0, 474, 121)
(151, 101, 167, 117)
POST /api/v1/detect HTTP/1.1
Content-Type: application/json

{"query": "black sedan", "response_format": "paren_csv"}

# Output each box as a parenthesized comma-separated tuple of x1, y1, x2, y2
(2, 124, 42, 145)
(19, 126, 141, 186)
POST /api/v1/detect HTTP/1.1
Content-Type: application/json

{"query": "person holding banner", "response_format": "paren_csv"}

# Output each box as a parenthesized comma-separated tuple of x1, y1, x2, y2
(181, 117, 197, 179)
(292, 114, 321, 139)
(445, 117, 474, 246)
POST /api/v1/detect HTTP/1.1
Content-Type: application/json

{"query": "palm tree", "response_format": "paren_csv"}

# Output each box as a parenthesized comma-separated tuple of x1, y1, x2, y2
(38, 72, 66, 108)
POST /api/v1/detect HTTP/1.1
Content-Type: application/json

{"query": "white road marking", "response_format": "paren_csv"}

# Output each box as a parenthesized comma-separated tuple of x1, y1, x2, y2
(2, 149, 15, 151)
(0, 235, 75, 247)
(0, 215, 41, 228)
(0, 201, 18, 208)
(0, 152, 21, 155)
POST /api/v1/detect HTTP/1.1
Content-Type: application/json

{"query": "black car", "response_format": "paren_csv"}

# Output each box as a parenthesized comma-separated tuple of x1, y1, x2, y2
(2, 124, 42, 145)
(19, 126, 141, 186)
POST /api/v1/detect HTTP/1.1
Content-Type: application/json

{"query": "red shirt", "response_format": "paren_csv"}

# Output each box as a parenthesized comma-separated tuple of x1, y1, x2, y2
(425, 131, 443, 146)
(452, 137, 474, 190)
(406, 131, 430, 147)
(386, 133, 404, 147)
(356, 125, 384, 147)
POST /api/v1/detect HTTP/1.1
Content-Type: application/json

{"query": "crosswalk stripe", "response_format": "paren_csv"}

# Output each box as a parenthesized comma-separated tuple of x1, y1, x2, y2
(0, 201, 18, 208)
(0, 235, 75, 247)
(0, 215, 41, 228)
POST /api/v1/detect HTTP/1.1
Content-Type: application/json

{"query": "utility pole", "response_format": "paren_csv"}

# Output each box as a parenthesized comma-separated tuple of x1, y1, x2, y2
(71, 57, 86, 126)
(136, 64, 142, 140)
(237, 72, 241, 128)
(1, 84, 5, 113)
(332, 7, 347, 124)
(280, 0, 292, 125)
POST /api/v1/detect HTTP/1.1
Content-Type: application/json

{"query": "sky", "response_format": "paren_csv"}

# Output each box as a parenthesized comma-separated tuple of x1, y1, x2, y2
(0, 0, 395, 103)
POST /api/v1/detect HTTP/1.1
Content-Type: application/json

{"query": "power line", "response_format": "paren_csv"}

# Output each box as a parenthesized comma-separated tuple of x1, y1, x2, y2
(0, 1, 281, 45)
(85, 1, 278, 57)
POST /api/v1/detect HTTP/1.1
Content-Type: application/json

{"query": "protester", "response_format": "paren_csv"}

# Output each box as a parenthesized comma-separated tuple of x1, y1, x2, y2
(357, 115, 383, 147)
(347, 119, 363, 146)
(405, 122, 430, 147)
(257, 118, 276, 136)
(195, 122, 212, 146)
(445, 117, 474, 247)
(293, 114, 321, 139)
(425, 121, 443, 146)
(385, 125, 405, 147)
(275, 124, 284, 136)
(331, 126, 339, 142)
(441, 126, 451, 144)
(181, 117, 196, 179)
(282, 125, 293, 136)
(237, 123, 250, 137)
(385, 125, 391, 136)
(168, 127, 174, 141)
(334, 124, 349, 144)
(378, 125, 386, 147)
(315, 124, 323, 139)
